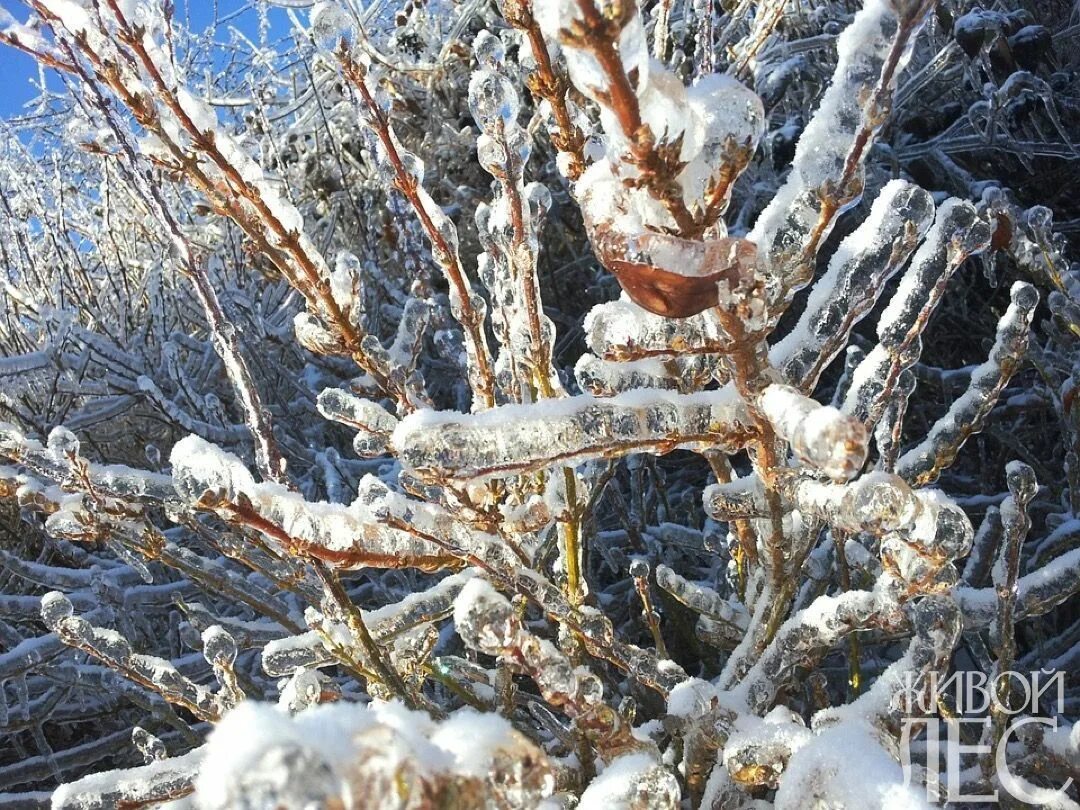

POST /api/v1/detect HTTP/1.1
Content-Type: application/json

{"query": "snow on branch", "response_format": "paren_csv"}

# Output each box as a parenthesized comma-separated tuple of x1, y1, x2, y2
(393, 387, 754, 482)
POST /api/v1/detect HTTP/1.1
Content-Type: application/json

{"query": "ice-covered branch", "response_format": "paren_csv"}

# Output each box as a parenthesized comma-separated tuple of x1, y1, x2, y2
(454, 578, 647, 758)
(732, 576, 907, 714)
(51, 748, 202, 810)
(843, 198, 993, 427)
(333, 44, 498, 410)
(393, 387, 754, 482)
(896, 282, 1037, 485)
(770, 180, 935, 392)
(500, 0, 589, 180)
(749, 0, 936, 306)
(170, 436, 457, 571)
(41, 592, 223, 721)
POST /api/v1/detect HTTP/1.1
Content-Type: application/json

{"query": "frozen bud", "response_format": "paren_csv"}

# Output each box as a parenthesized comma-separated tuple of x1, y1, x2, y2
(790, 410, 867, 482)
(1010, 280, 1039, 312)
(1025, 205, 1053, 233)
(703, 478, 765, 520)
(99, 631, 135, 661)
(170, 435, 255, 507)
(837, 472, 920, 533)
(294, 312, 342, 355)
(372, 138, 424, 188)
(909, 490, 974, 561)
(909, 595, 961, 654)
(317, 388, 397, 457)
(477, 130, 531, 176)
(202, 625, 238, 667)
(47, 426, 80, 459)
(724, 708, 811, 789)
(45, 509, 94, 543)
(310, 1, 356, 52)
(1005, 461, 1037, 503)
(576, 605, 615, 646)
(624, 70, 695, 158)
(759, 385, 867, 481)
(331, 251, 364, 302)
(881, 534, 959, 595)
(473, 29, 505, 68)
(0, 422, 24, 455)
(348, 434, 380, 458)
(474, 201, 494, 244)
(41, 591, 74, 629)
(629, 559, 650, 579)
(575, 671, 605, 705)
(454, 579, 519, 655)
(132, 727, 167, 763)
(689, 74, 764, 153)
(526, 182, 552, 220)
(199, 732, 341, 810)
(678, 74, 765, 204)
(145, 443, 161, 468)
(532, 649, 575, 696)
(424, 200, 461, 265)
(281, 668, 325, 713)
(468, 70, 520, 134)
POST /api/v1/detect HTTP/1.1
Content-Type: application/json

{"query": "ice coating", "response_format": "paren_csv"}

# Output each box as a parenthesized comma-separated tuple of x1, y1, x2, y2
(583, 297, 729, 362)
(842, 198, 993, 426)
(758, 384, 868, 481)
(317, 387, 398, 457)
(749, 0, 935, 304)
(575, 353, 712, 396)
(170, 435, 454, 570)
(770, 180, 935, 390)
(393, 387, 753, 482)
(895, 282, 1037, 486)
(780, 470, 922, 535)
(170, 435, 256, 506)
(42, 593, 223, 721)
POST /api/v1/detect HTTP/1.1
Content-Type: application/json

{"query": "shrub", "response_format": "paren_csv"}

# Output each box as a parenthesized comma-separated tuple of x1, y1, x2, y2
(0, 0, 1078, 806)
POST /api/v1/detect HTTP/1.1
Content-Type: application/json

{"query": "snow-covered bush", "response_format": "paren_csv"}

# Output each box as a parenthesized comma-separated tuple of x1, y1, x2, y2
(0, 0, 1078, 806)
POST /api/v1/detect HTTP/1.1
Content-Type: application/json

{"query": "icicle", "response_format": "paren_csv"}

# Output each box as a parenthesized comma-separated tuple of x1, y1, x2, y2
(131, 727, 167, 764)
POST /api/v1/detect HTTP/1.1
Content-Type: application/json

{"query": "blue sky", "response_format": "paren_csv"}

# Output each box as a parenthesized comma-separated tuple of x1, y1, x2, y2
(0, 1, 285, 118)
